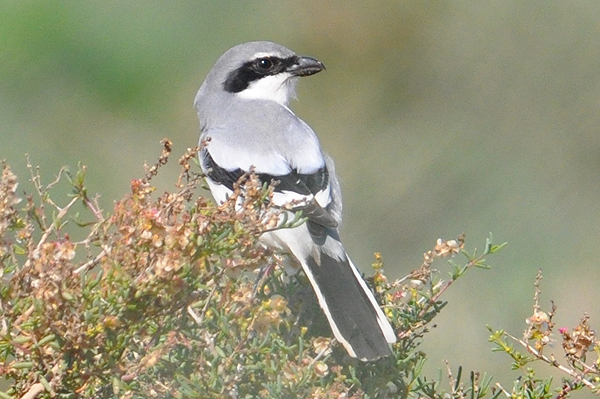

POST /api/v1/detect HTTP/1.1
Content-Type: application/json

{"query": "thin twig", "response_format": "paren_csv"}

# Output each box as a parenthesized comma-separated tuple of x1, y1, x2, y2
(34, 196, 79, 254)
(417, 252, 486, 319)
(494, 382, 510, 397)
(308, 339, 334, 368)
(188, 279, 221, 327)
(73, 247, 108, 274)
(20, 383, 45, 399)
(504, 331, 594, 389)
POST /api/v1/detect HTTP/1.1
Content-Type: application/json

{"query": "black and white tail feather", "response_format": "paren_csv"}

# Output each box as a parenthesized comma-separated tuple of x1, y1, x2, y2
(195, 41, 396, 361)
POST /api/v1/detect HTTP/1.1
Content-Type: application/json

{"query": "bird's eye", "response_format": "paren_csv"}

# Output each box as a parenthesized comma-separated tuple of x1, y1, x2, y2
(256, 58, 274, 70)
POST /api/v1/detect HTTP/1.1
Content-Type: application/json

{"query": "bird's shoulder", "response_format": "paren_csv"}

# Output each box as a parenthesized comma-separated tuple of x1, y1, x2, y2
(200, 101, 323, 174)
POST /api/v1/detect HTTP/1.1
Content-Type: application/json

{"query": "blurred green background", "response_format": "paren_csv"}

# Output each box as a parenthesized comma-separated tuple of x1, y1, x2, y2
(2, 0, 599, 394)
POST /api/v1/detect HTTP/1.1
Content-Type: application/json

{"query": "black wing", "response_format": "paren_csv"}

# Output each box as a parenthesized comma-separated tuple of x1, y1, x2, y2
(202, 148, 338, 233)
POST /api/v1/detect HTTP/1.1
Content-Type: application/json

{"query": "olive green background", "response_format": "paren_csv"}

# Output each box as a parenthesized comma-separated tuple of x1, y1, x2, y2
(2, 1, 599, 394)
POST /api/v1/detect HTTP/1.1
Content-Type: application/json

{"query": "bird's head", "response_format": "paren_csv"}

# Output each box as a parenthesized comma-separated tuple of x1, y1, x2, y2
(197, 41, 325, 108)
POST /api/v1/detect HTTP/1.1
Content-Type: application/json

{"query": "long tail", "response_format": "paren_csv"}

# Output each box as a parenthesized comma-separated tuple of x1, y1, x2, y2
(299, 235, 396, 361)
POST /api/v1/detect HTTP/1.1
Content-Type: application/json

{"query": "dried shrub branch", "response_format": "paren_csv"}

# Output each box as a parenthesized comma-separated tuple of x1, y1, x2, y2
(0, 140, 510, 399)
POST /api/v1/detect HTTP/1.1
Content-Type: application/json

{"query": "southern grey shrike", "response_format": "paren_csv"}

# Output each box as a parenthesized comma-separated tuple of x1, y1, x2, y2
(194, 41, 396, 361)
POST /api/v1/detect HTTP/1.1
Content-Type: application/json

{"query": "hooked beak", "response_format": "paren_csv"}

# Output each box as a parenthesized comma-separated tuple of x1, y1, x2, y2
(287, 56, 326, 77)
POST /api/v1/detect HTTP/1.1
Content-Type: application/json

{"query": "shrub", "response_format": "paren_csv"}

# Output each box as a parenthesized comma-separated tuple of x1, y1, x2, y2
(0, 140, 597, 399)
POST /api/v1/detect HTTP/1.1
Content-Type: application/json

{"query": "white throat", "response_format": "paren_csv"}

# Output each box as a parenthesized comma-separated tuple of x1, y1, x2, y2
(236, 73, 298, 106)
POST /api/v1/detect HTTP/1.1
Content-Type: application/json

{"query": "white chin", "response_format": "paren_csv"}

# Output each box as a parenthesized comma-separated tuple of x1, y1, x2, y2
(237, 73, 298, 106)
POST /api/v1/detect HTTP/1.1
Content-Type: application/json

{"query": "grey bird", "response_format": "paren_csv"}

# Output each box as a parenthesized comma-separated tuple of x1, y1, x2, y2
(194, 41, 396, 361)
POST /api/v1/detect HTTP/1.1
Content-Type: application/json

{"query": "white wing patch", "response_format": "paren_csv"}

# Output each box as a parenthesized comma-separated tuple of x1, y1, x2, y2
(272, 190, 312, 208)
(206, 178, 233, 205)
(314, 185, 331, 208)
(205, 140, 292, 177)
